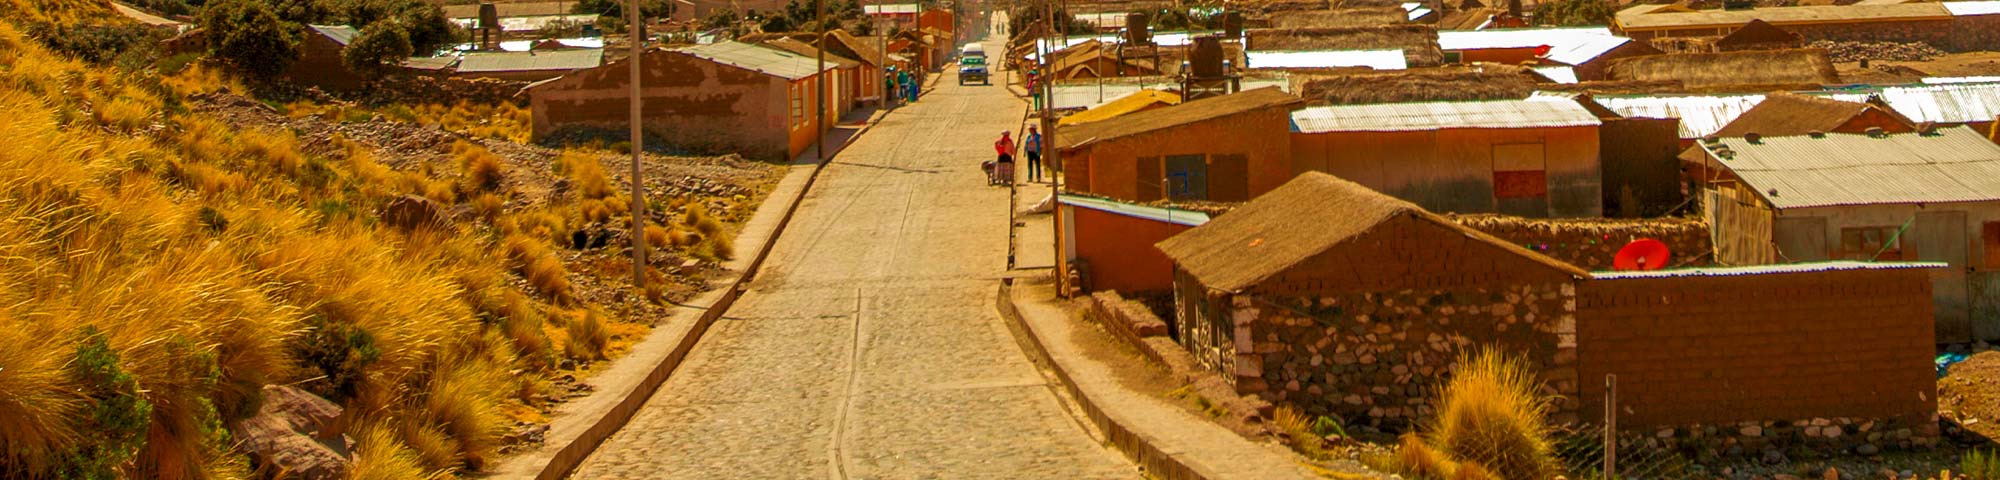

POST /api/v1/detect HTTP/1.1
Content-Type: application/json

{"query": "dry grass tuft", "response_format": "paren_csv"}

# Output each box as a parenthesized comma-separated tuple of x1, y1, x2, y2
(563, 309, 610, 361)
(1397, 433, 1458, 479)
(454, 141, 507, 193)
(555, 150, 614, 200)
(505, 234, 573, 303)
(349, 423, 447, 480)
(1425, 350, 1556, 480)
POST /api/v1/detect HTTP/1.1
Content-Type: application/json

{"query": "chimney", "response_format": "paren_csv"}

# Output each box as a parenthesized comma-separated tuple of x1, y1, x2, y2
(1807, 130, 1826, 138)
(1865, 126, 1887, 138)
(1744, 132, 1761, 144)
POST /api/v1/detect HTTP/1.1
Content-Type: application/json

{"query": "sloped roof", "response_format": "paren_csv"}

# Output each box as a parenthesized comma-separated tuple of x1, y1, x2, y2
(1713, 19, 1802, 48)
(1594, 93, 1767, 138)
(1876, 82, 2000, 124)
(1712, 92, 1910, 137)
(678, 41, 836, 80)
(1245, 49, 1408, 70)
(1059, 89, 1183, 126)
(1592, 260, 1940, 279)
(1436, 27, 1638, 65)
(1244, 26, 1444, 67)
(1701, 127, 2000, 209)
(1290, 98, 1601, 133)
(1605, 49, 1838, 90)
(1156, 172, 1584, 292)
(823, 29, 887, 67)
(1945, 1, 2000, 15)
(309, 25, 360, 46)
(1269, 7, 1409, 28)
(1614, 2, 1951, 30)
(764, 38, 861, 69)
(1057, 87, 1303, 150)
(458, 48, 604, 73)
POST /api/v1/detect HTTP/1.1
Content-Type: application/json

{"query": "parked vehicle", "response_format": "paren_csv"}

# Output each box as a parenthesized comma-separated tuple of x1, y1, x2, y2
(958, 56, 989, 85)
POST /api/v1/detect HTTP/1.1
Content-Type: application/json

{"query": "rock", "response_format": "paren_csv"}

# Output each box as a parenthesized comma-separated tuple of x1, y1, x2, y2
(1855, 443, 1879, 455)
(231, 386, 349, 480)
(380, 194, 449, 231)
(1762, 448, 1788, 465)
(1741, 425, 1764, 437)
(1774, 474, 1801, 480)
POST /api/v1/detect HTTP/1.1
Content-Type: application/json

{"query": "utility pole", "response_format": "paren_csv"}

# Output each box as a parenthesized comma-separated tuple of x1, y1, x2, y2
(628, 0, 648, 292)
(817, 0, 828, 164)
(1042, 0, 1061, 294)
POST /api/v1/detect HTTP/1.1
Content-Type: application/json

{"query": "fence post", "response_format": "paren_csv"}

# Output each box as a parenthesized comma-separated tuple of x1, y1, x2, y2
(1605, 374, 1617, 480)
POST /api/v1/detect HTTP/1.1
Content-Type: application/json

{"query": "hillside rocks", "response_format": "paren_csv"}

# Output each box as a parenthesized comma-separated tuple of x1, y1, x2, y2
(1809, 40, 1945, 63)
(232, 386, 349, 480)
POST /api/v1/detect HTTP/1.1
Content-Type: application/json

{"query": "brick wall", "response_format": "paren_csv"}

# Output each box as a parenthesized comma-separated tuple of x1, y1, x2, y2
(1575, 267, 1937, 434)
(1451, 214, 1712, 271)
(1954, 15, 2000, 52)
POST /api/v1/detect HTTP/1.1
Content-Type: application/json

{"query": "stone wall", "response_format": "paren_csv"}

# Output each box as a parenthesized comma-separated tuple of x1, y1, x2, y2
(1575, 266, 1940, 451)
(1785, 19, 1956, 50)
(1227, 282, 1579, 431)
(1452, 214, 1712, 271)
(364, 76, 529, 107)
(1087, 291, 1171, 365)
(1953, 15, 2000, 52)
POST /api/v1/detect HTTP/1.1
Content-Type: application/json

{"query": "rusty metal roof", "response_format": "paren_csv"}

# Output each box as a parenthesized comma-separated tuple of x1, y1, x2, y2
(1702, 127, 2000, 209)
(1290, 98, 1599, 133)
(679, 41, 835, 80)
(458, 48, 604, 73)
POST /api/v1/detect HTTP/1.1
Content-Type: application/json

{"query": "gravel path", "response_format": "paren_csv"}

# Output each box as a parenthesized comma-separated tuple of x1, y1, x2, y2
(569, 36, 1139, 480)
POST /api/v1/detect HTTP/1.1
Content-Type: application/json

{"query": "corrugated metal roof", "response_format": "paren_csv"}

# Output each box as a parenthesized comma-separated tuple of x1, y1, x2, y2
(310, 25, 360, 46)
(1876, 82, 2000, 124)
(1050, 76, 1289, 110)
(1616, 2, 1951, 30)
(1702, 127, 2000, 209)
(865, 3, 920, 14)
(1591, 260, 1943, 279)
(1060, 89, 1182, 126)
(1925, 76, 2000, 84)
(458, 48, 603, 73)
(1059, 195, 1211, 226)
(1945, 1, 2000, 15)
(1594, 93, 1766, 138)
(449, 14, 599, 33)
(1290, 98, 1601, 133)
(679, 41, 835, 80)
(1436, 27, 1633, 65)
(1245, 49, 1407, 70)
(1533, 66, 1578, 84)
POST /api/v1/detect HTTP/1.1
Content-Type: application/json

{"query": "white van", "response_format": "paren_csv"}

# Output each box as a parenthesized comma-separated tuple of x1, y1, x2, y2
(961, 43, 986, 58)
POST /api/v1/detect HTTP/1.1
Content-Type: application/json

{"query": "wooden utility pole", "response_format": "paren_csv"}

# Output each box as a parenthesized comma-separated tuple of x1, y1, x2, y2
(817, 0, 828, 164)
(628, 0, 647, 292)
(1042, 0, 1062, 294)
(1605, 374, 1618, 479)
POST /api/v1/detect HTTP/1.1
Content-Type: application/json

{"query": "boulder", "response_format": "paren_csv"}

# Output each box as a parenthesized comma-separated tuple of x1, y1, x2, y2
(232, 386, 350, 480)
(381, 194, 450, 231)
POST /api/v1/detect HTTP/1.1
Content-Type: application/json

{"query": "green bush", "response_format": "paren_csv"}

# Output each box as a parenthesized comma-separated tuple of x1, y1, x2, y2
(24, 21, 164, 64)
(1535, 0, 1616, 26)
(291, 316, 382, 401)
(1968, 449, 2000, 480)
(342, 20, 412, 77)
(59, 327, 154, 480)
(200, 0, 301, 79)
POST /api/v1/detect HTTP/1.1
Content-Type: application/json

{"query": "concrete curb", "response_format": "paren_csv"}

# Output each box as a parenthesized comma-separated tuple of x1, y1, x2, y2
(521, 109, 890, 480)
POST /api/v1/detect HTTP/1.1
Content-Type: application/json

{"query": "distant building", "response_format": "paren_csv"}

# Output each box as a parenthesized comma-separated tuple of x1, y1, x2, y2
(1048, 40, 1164, 79)
(762, 38, 861, 116)
(1691, 127, 2000, 342)
(456, 48, 604, 82)
(1709, 19, 1804, 52)
(1437, 27, 1662, 81)
(1711, 92, 1914, 139)
(1289, 98, 1605, 217)
(442, 2, 599, 34)
(1603, 48, 1839, 91)
(526, 41, 838, 160)
(1612, 1, 2000, 52)
(284, 25, 366, 91)
(1057, 195, 1209, 294)
(1244, 25, 1445, 68)
(1057, 87, 1305, 203)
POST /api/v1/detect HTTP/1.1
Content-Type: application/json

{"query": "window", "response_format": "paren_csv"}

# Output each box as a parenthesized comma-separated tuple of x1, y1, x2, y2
(1984, 222, 2000, 269)
(1165, 154, 1208, 201)
(790, 84, 804, 128)
(1839, 226, 1904, 261)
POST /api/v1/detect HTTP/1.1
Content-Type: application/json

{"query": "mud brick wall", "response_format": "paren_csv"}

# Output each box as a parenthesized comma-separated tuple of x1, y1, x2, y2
(1452, 215, 1713, 271)
(1232, 283, 1579, 431)
(1953, 15, 2000, 52)
(1575, 267, 1938, 435)
(1785, 19, 1956, 51)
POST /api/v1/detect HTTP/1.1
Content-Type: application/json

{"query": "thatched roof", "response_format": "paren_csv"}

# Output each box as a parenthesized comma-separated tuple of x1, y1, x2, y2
(1604, 48, 1839, 90)
(1235, 0, 1333, 14)
(765, 38, 861, 69)
(1289, 65, 1546, 105)
(1057, 87, 1303, 150)
(1244, 26, 1444, 66)
(1712, 19, 1803, 51)
(1712, 92, 1913, 137)
(1534, 79, 1691, 95)
(1270, 7, 1409, 28)
(821, 29, 886, 67)
(1335, 0, 1408, 8)
(1156, 172, 1585, 292)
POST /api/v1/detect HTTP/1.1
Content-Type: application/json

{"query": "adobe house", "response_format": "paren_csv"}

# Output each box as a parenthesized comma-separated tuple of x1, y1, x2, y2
(1710, 19, 1804, 52)
(1289, 98, 1605, 218)
(455, 48, 604, 82)
(1286, 65, 1544, 106)
(1269, 7, 1408, 29)
(1056, 87, 1305, 203)
(1244, 25, 1446, 68)
(1160, 172, 1940, 444)
(1057, 89, 1181, 127)
(762, 38, 860, 116)
(1613, 1, 2000, 52)
(1603, 48, 1839, 91)
(526, 41, 837, 160)
(1712, 92, 1914, 138)
(1690, 127, 2000, 342)
(818, 30, 891, 106)
(283, 25, 366, 91)
(1057, 195, 1211, 294)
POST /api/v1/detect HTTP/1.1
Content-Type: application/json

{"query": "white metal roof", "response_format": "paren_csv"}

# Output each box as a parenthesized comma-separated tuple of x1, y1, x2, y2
(1925, 76, 2000, 84)
(1702, 127, 2000, 209)
(1059, 195, 1211, 226)
(458, 48, 604, 73)
(1875, 82, 2000, 124)
(309, 25, 360, 46)
(1533, 66, 1579, 84)
(1594, 93, 1766, 139)
(1591, 261, 1943, 279)
(1245, 49, 1407, 70)
(1290, 98, 1601, 133)
(1437, 27, 1633, 65)
(1944, 1, 2000, 15)
(864, 3, 920, 14)
(679, 41, 836, 80)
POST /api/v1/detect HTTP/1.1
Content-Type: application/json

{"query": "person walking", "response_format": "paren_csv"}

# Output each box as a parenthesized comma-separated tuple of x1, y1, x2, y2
(1023, 125, 1043, 182)
(990, 130, 1016, 185)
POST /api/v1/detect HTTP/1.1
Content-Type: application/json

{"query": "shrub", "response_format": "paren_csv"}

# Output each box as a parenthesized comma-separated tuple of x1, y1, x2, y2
(419, 357, 506, 470)
(1426, 349, 1557, 480)
(505, 235, 573, 302)
(563, 309, 609, 361)
(1397, 434, 1458, 479)
(25, 21, 163, 64)
(0, 327, 79, 477)
(349, 424, 442, 480)
(200, 0, 301, 79)
(343, 20, 413, 78)
(555, 151, 614, 200)
(455, 142, 506, 193)
(1968, 450, 2000, 480)
(59, 327, 155, 479)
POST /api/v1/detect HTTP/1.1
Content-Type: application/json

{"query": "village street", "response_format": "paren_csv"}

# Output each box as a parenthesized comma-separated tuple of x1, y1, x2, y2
(568, 35, 1139, 479)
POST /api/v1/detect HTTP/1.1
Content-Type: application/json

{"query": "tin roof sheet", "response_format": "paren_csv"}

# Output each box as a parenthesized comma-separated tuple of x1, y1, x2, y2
(1245, 49, 1408, 70)
(458, 48, 604, 73)
(309, 25, 360, 46)
(1060, 89, 1183, 126)
(1058, 195, 1211, 226)
(1591, 261, 1943, 279)
(865, 3, 920, 14)
(1702, 127, 2000, 209)
(1615, 2, 1951, 30)
(1533, 66, 1579, 83)
(1924, 76, 2000, 84)
(1876, 82, 2000, 124)
(1594, 93, 1766, 138)
(1436, 27, 1632, 65)
(679, 41, 836, 80)
(1290, 98, 1600, 133)
(1944, 1, 2000, 15)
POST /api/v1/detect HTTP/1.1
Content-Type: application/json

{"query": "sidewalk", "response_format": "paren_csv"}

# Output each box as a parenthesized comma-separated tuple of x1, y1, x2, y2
(1000, 280, 1324, 480)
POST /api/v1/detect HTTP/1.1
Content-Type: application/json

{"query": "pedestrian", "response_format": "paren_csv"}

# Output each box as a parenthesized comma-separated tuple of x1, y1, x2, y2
(994, 130, 1015, 165)
(1023, 125, 1042, 182)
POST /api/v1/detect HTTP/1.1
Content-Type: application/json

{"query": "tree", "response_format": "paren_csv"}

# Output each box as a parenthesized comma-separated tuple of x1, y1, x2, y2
(573, 0, 674, 20)
(201, 0, 301, 78)
(395, 3, 459, 55)
(701, 8, 739, 31)
(342, 20, 412, 77)
(1534, 0, 1614, 26)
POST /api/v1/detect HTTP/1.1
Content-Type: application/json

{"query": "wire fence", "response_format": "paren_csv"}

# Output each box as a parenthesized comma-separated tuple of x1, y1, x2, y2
(1550, 423, 1698, 480)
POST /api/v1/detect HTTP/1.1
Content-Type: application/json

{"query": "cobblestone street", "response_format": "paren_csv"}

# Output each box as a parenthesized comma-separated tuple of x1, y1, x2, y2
(570, 35, 1139, 479)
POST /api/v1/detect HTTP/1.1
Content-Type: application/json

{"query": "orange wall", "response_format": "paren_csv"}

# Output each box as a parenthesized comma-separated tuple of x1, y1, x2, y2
(1068, 108, 1294, 202)
(1068, 205, 1196, 293)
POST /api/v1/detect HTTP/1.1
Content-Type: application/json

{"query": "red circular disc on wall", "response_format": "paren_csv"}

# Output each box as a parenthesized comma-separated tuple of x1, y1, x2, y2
(1613, 239, 1671, 271)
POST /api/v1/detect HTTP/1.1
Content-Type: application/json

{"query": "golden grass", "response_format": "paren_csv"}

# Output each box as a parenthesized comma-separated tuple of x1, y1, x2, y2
(563, 308, 610, 361)
(556, 150, 615, 200)
(454, 140, 507, 193)
(1426, 350, 1557, 480)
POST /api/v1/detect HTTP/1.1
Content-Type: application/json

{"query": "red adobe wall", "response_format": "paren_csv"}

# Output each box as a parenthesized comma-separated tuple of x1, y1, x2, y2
(1070, 205, 1196, 294)
(1575, 267, 1938, 429)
